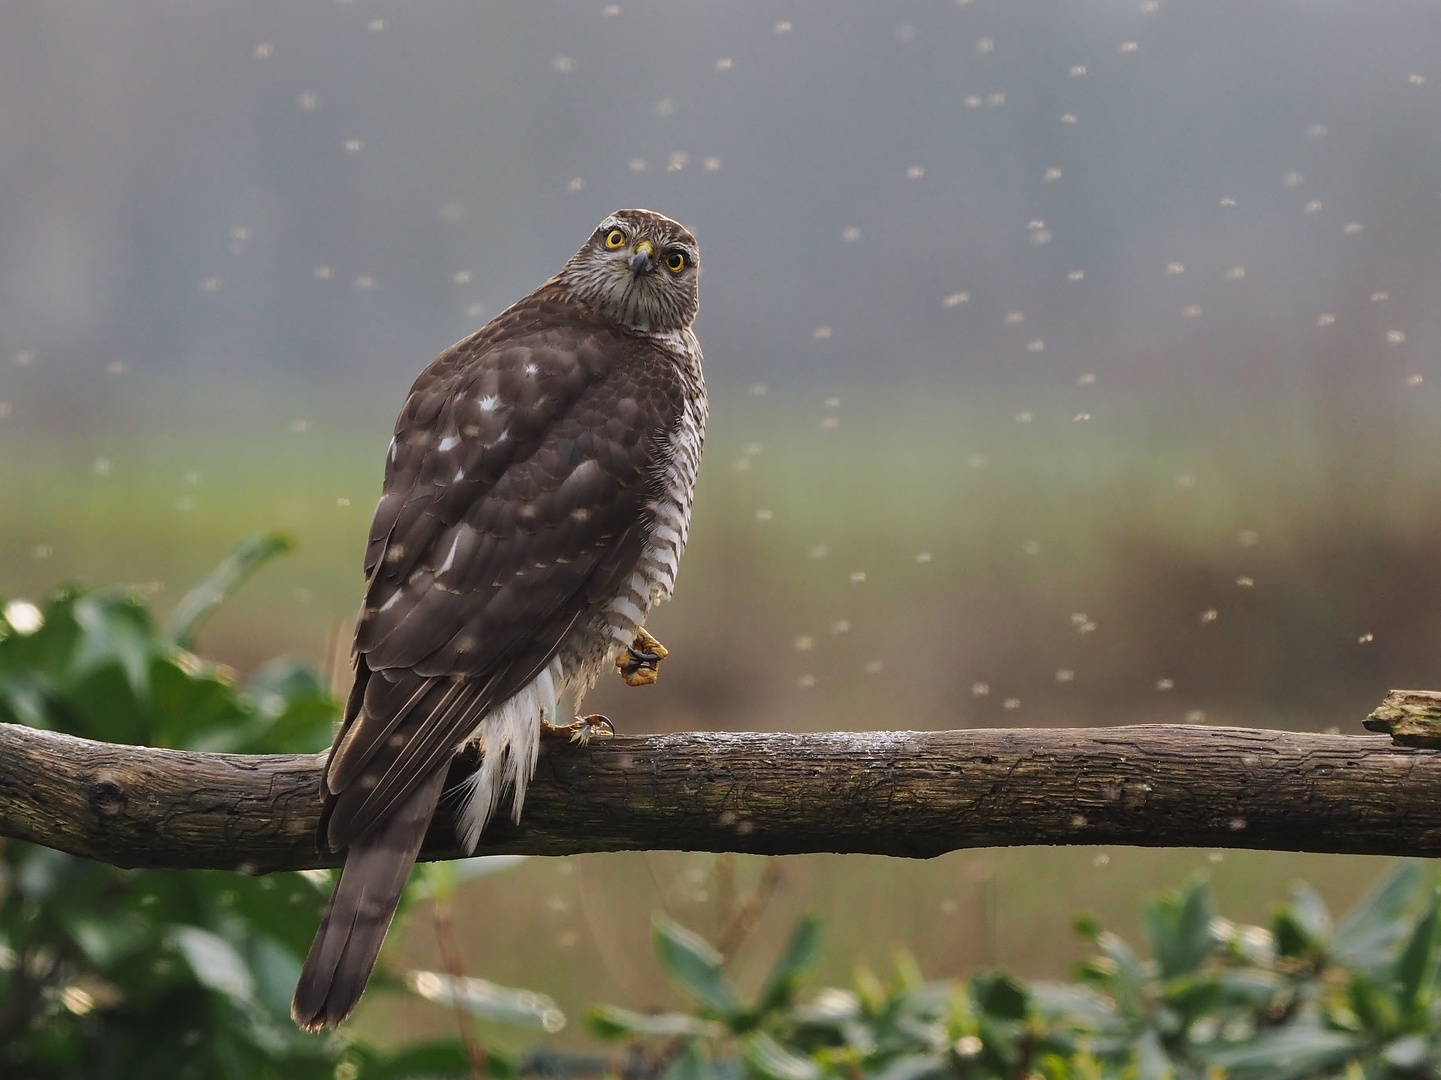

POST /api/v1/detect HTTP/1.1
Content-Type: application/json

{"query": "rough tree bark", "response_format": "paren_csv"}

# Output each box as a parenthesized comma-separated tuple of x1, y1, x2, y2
(2, 711, 1439, 873)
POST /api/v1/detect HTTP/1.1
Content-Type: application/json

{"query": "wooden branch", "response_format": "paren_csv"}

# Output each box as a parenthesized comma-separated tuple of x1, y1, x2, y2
(4, 717, 1441, 872)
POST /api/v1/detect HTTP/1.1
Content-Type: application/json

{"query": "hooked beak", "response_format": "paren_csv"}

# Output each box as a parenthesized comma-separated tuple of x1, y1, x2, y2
(629, 239, 654, 275)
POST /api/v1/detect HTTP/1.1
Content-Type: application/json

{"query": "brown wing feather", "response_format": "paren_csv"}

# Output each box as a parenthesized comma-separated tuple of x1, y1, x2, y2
(319, 283, 685, 851)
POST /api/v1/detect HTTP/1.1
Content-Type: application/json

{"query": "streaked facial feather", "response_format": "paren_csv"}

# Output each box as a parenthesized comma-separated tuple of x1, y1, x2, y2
(557, 208, 700, 331)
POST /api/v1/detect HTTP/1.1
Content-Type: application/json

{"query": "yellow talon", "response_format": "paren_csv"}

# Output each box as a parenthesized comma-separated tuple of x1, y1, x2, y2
(541, 714, 614, 743)
(617, 627, 668, 686)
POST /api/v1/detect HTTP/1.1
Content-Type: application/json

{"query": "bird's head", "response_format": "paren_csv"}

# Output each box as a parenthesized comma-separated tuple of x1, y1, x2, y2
(558, 209, 699, 331)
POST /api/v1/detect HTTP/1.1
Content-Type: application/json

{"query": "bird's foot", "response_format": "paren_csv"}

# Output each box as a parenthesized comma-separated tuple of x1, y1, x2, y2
(541, 713, 615, 744)
(617, 627, 669, 687)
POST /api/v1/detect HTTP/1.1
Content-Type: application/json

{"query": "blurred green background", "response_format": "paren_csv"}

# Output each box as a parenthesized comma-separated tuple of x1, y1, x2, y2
(4, 0, 1441, 1051)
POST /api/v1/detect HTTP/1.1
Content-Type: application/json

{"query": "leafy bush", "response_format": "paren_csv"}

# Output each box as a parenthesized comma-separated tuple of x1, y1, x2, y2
(588, 862, 1441, 1080)
(0, 535, 527, 1079)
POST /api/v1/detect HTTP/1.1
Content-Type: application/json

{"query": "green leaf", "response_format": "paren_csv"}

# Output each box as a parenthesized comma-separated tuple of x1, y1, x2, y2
(150, 654, 249, 749)
(0, 589, 82, 693)
(1288, 881, 1332, 941)
(755, 914, 823, 1014)
(230, 656, 338, 753)
(870, 1053, 948, 1080)
(973, 1013, 1020, 1074)
(790, 987, 860, 1027)
(171, 925, 255, 1002)
(248, 934, 305, 1020)
(1131, 1030, 1172, 1080)
(1203, 1024, 1362, 1080)
(72, 590, 165, 704)
(587, 1005, 725, 1040)
(1211, 967, 1285, 1009)
(663, 1040, 720, 1080)
(1078, 929, 1150, 1018)
(165, 531, 295, 651)
(1273, 881, 1333, 961)
(1348, 969, 1397, 1035)
(1144, 877, 1217, 980)
(891, 949, 923, 991)
(1333, 861, 1430, 975)
(1382, 1033, 1429, 1069)
(653, 917, 742, 1017)
(852, 962, 886, 1014)
(65, 662, 153, 743)
(1161, 975, 1225, 1022)
(1272, 910, 1314, 961)
(741, 1032, 822, 1080)
(1027, 980, 1120, 1030)
(972, 970, 1029, 1021)
(65, 912, 154, 968)
(347, 1038, 483, 1079)
(404, 970, 565, 1031)
(1393, 886, 1440, 1018)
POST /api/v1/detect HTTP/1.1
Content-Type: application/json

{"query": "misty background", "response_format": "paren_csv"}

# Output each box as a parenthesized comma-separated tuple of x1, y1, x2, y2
(3, 0, 1441, 1045)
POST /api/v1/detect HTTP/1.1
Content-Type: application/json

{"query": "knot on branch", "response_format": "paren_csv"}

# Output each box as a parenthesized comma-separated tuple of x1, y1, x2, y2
(87, 776, 128, 818)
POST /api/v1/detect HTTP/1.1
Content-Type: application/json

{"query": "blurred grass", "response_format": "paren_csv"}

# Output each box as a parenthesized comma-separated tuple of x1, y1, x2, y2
(9, 375, 1439, 733)
(2, 372, 1439, 1044)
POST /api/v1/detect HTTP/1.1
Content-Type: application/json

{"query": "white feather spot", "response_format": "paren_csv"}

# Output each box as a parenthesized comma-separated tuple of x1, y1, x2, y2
(454, 468, 466, 482)
(438, 534, 460, 574)
(438, 435, 459, 452)
(377, 590, 402, 612)
(479, 395, 501, 412)
(523, 363, 538, 376)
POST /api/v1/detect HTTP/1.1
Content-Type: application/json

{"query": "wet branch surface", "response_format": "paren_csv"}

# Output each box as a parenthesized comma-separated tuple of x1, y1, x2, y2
(2, 720, 1439, 873)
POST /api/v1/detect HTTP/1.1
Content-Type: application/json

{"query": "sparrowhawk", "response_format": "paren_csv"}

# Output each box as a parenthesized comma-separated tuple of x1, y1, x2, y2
(292, 209, 707, 1031)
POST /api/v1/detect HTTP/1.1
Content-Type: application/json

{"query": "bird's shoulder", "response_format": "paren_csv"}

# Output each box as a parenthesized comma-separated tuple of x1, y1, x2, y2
(381, 285, 688, 514)
(410, 281, 686, 407)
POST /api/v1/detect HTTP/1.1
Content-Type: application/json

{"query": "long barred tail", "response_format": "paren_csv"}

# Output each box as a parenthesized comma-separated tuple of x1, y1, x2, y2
(291, 765, 449, 1032)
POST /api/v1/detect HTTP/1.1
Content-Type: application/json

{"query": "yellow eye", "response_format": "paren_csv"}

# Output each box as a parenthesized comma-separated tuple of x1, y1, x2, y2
(604, 228, 627, 249)
(665, 251, 687, 273)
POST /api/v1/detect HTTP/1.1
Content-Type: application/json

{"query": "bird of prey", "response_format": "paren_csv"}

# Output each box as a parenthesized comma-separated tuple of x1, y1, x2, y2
(292, 208, 706, 1031)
